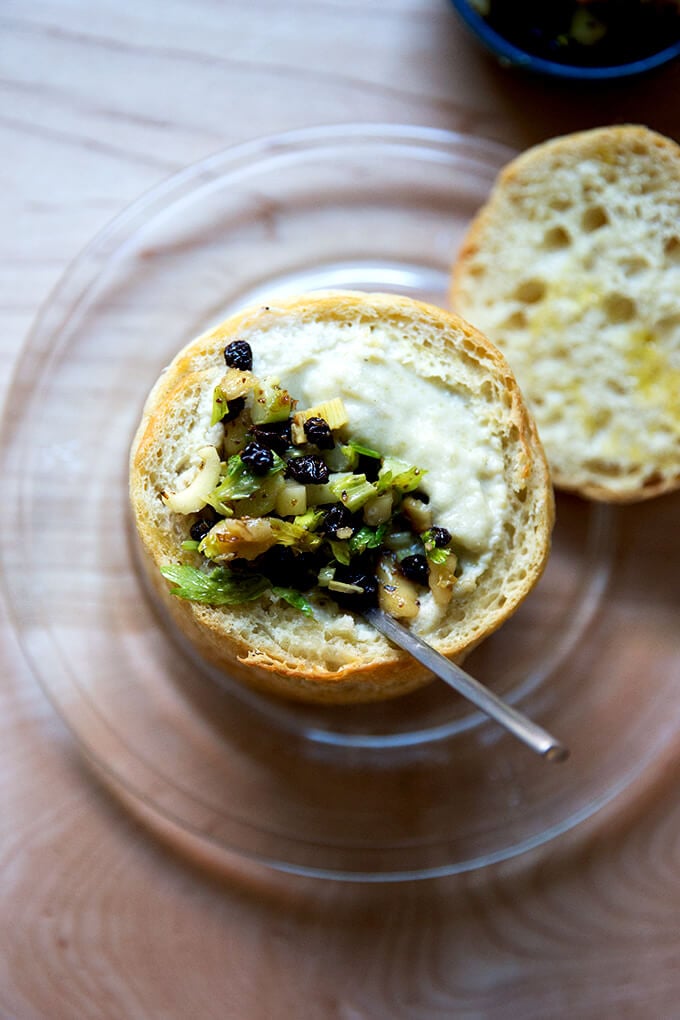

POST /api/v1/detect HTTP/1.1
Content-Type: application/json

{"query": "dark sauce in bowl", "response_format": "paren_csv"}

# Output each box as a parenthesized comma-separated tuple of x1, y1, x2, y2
(471, 0, 680, 68)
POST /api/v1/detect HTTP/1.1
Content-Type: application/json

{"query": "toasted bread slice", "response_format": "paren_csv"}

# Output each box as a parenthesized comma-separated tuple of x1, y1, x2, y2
(451, 125, 680, 502)
(130, 291, 553, 704)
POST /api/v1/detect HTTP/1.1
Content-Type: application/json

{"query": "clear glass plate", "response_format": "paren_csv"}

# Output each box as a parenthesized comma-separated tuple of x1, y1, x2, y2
(3, 124, 678, 881)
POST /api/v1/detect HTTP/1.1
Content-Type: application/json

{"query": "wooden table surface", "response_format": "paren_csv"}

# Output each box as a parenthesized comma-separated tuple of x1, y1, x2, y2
(2, 3, 680, 1017)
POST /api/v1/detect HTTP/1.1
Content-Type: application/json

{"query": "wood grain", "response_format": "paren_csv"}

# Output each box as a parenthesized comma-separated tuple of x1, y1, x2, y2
(2, 2, 680, 1017)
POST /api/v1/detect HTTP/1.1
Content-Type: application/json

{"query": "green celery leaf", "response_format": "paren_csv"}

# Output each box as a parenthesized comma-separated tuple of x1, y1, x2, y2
(342, 438, 381, 459)
(160, 564, 269, 605)
(293, 507, 324, 532)
(272, 587, 315, 617)
(348, 522, 388, 556)
(328, 472, 376, 511)
(328, 539, 351, 565)
(206, 450, 284, 511)
(210, 384, 229, 426)
(425, 546, 450, 564)
(422, 528, 453, 563)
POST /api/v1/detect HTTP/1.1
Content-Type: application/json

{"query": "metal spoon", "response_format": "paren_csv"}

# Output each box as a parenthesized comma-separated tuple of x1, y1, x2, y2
(364, 607, 569, 762)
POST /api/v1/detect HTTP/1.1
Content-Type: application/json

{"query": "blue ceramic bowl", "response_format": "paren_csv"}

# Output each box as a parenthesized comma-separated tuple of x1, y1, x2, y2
(450, 0, 680, 80)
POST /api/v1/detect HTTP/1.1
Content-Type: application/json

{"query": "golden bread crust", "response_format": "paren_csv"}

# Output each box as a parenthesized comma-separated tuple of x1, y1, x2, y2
(130, 290, 554, 703)
(451, 125, 680, 502)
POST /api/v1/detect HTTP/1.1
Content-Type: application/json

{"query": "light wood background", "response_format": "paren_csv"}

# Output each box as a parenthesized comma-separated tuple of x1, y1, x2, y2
(2, 3, 679, 1017)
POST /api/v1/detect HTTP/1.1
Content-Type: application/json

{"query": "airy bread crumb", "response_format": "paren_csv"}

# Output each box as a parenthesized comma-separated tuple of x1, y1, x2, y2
(451, 125, 680, 502)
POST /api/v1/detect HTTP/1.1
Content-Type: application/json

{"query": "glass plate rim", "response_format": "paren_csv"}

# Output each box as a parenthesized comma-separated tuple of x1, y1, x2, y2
(2, 122, 673, 882)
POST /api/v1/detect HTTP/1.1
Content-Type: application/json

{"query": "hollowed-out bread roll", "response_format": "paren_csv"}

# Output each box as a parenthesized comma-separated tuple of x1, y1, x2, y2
(451, 125, 680, 502)
(130, 291, 553, 704)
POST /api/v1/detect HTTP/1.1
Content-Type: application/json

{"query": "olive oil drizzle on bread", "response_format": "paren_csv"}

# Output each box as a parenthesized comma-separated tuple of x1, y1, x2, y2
(451, 125, 680, 502)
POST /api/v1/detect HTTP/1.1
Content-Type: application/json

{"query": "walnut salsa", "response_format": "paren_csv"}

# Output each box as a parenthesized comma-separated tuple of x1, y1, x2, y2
(468, 0, 680, 67)
(160, 340, 459, 621)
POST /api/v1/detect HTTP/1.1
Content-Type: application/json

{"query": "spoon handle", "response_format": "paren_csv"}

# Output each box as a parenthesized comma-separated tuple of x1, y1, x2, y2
(364, 608, 569, 762)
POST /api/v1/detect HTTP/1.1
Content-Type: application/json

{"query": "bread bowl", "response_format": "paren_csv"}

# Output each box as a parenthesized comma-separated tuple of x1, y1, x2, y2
(451, 124, 680, 502)
(129, 291, 553, 704)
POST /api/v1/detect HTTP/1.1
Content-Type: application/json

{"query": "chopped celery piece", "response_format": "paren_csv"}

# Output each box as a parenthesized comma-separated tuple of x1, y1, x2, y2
(160, 565, 269, 605)
(384, 525, 423, 562)
(328, 472, 376, 511)
(323, 443, 355, 472)
(343, 439, 381, 459)
(395, 542, 425, 563)
(383, 528, 416, 552)
(293, 507, 324, 532)
(329, 540, 351, 566)
(223, 416, 249, 457)
(210, 384, 230, 426)
(305, 482, 337, 506)
(337, 439, 381, 470)
(362, 491, 393, 526)
(317, 564, 336, 587)
(250, 377, 295, 424)
(292, 397, 348, 442)
(223, 453, 262, 496)
(268, 518, 323, 551)
(211, 368, 255, 423)
(328, 579, 364, 595)
(231, 475, 283, 518)
(180, 539, 201, 551)
(272, 587, 315, 617)
(205, 451, 284, 513)
(203, 490, 234, 517)
(376, 456, 426, 494)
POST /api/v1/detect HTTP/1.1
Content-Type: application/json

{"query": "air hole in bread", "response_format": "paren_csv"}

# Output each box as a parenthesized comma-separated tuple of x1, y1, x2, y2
(581, 205, 609, 232)
(603, 293, 636, 324)
(583, 458, 622, 478)
(500, 388, 513, 410)
(638, 177, 658, 196)
(466, 262, 486, 279)
(642, 471, 664, 489)
(549, 195, 572, 212)
(515, 279, 547, 304)
(586, 408, 612, 434)
(663, 236, 680, 263)
(479, 379, 496, 401)
(502, 310, 528, 330)
(543, 225, 571, 250)
(655, 313, 680, 337)
(609, 378, 627, 396)
(620, 256, 648, 277)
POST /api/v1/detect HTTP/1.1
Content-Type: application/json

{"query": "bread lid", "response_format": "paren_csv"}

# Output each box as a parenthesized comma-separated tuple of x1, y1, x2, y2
(451, 125, 680, 502)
